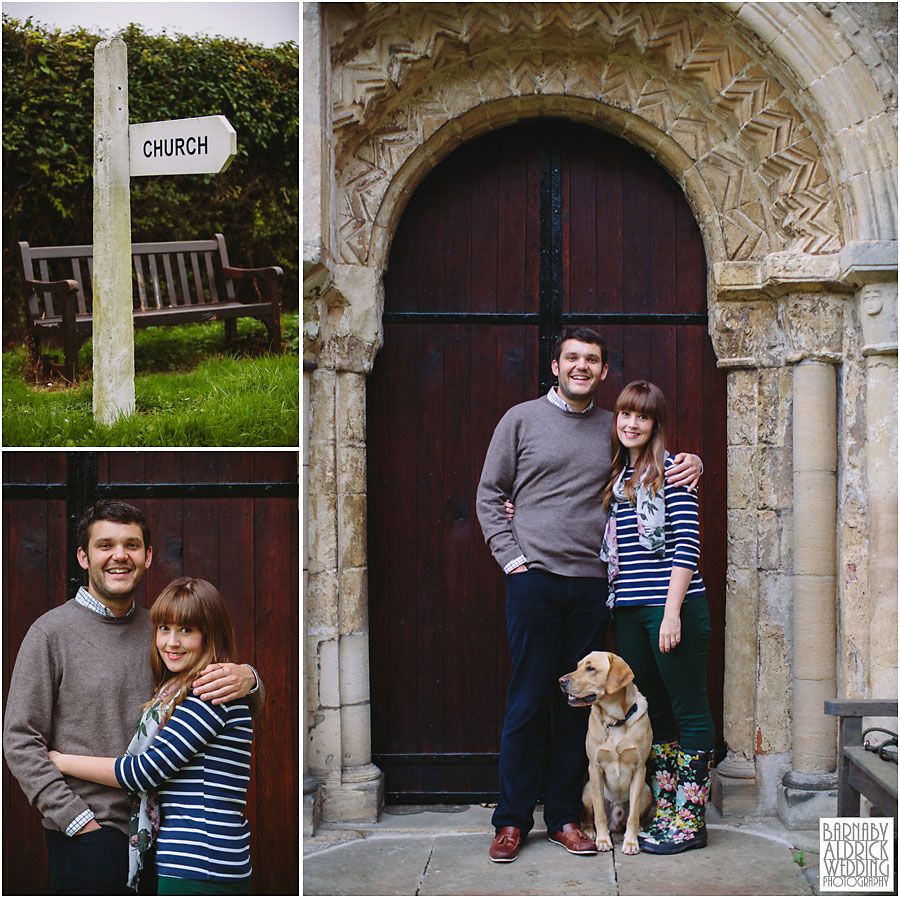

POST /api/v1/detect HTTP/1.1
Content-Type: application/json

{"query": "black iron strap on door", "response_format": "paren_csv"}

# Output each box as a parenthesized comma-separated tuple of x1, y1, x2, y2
(538, 144, 563, 393)
(382, 141, 707, 399)
(2, 452, 297, 598)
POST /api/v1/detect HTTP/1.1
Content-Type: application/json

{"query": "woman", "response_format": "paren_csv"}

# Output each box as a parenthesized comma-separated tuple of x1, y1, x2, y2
(49, 578, 254, 894)
(600, 380, 715, 854)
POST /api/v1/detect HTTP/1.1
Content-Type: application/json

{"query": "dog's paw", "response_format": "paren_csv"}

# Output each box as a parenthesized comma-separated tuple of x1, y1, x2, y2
(621, 836, 640, 855)
(596, 831, 614, 852)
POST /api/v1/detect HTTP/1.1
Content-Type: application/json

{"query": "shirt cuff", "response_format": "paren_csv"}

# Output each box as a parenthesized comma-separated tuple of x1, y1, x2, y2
(503, 555, 527, 574)
(66, 808, 95, 837)
(244, 664, 260, 695)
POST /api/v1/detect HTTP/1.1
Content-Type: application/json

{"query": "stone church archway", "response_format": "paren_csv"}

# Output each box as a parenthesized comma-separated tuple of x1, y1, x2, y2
(305, 2, 897, 829)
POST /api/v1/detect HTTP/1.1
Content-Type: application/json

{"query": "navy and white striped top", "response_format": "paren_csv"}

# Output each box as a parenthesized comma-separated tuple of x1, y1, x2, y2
(115, 696, 253, 883)
(610, 455, 705, 607)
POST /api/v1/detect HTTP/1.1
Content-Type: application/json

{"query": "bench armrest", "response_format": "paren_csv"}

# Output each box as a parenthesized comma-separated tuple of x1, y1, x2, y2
(25, 278, 79, 294)
(222, 265, 283, 313)
(223, 265, 284, 279)
(825, 700, 898, 718)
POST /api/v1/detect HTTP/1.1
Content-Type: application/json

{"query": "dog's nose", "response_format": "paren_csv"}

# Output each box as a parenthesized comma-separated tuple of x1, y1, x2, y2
(559, 676, 568, 687)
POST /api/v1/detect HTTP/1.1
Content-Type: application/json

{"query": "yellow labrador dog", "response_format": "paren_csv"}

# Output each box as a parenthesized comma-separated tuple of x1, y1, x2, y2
(559, 651, 654, 854)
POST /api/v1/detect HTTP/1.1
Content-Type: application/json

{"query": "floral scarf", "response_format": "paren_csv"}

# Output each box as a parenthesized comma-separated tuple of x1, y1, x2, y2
(600, 464, 667, 607)
(124, 690, 174, 891)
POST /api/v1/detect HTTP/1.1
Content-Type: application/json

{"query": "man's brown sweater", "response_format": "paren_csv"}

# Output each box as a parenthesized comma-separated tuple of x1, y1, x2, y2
(3, 600, 153, 834)
(476, 395, 614, 577)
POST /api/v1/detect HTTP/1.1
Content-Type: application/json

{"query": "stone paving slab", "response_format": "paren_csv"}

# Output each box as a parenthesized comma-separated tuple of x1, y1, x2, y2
(304, 834, 434, 895)
(420, 832, 617, 895)
(615, 826, 814, 896)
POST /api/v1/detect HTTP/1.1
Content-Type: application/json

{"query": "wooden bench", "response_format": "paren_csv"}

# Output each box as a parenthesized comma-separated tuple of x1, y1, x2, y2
(19, 233, 283, 380)
(825, 699, 898, 818)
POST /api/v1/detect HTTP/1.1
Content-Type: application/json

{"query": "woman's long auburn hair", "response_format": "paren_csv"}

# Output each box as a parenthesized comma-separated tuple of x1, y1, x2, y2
(602, 380, 668, 511)
(145, 577, 237, 715)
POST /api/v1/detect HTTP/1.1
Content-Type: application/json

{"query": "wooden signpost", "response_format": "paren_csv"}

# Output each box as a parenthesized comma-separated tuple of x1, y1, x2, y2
(92, 39, 236, 425)
(129, 115, 236, 177)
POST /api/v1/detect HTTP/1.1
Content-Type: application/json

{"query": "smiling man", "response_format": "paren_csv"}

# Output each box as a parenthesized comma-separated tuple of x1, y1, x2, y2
(3, 500, 262, 895)
(475, 326, 701, 864)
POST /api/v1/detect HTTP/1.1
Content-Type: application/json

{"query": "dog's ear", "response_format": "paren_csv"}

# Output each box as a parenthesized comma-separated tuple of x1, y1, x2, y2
(605, 656, 634, 694)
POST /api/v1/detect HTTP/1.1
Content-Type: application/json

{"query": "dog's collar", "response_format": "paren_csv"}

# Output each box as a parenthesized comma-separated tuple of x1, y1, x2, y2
(611, 703, 639, 727)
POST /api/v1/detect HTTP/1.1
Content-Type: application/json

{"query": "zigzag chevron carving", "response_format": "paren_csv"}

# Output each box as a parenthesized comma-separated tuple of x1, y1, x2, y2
(330, 3, 842, 264)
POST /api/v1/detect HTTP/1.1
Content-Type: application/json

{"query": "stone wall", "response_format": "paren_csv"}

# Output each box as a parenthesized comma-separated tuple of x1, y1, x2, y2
(304, 2, 898, 828)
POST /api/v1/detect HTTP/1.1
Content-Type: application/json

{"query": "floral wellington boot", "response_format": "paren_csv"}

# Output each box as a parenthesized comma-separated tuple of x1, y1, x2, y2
(637, 741, 678, 850)
(642, 747, 715, 854)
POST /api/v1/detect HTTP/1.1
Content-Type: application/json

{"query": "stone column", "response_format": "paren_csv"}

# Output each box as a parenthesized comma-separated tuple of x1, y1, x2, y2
(306, 365, 384, 823)
(305, 264, 385, 824)
(303, 361, 322, 836)
(716, 366, 760, 797)
(778, 359, 838, 827)
(856, 281, 898, 704)
(330, 369, 383, 820)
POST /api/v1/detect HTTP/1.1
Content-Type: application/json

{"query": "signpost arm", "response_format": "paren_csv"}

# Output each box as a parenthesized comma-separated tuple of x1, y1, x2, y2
(93, 38, 135, 424)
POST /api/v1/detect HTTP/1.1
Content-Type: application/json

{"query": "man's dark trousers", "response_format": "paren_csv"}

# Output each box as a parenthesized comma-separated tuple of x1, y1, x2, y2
(492, 569, 610, 836)
(45, 827, 157, 895)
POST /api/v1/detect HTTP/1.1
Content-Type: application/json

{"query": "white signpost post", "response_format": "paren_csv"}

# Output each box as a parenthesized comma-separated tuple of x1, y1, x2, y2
(93, 39, 134, 426)
(92, 42, 236, 425)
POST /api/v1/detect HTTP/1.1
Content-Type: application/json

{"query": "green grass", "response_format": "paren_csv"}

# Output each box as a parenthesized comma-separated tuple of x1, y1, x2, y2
(2, 315, 299, 446)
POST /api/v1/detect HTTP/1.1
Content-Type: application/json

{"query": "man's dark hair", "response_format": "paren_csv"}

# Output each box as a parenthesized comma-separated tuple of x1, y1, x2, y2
(552, 326, 608, 366)
(77, 500, 151, 552)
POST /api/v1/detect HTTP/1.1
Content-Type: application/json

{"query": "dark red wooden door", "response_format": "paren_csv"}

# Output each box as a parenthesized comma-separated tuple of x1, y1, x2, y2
(368, 120, 726, 801)
(2, 451, 298, 895)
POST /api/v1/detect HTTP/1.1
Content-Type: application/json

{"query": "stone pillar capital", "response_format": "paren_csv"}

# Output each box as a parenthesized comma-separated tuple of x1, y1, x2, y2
(305, 263, 385, 374)
(780, 294, 845, 365)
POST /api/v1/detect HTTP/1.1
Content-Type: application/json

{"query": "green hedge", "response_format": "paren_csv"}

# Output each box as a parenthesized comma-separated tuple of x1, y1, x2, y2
(2, 15, 299, 333)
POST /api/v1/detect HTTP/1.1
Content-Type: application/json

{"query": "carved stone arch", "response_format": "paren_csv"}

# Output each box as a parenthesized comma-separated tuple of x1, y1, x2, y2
(368, 95, 727, 274)
(332, 2, 852, 271)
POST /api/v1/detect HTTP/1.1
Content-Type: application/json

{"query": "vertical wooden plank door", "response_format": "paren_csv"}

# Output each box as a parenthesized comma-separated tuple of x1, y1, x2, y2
(2, 452, 298, 895)
(368, 120, 726, 801)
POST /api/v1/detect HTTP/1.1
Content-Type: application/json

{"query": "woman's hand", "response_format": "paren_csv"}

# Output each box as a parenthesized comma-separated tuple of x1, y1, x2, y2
(659, 614, 682, 653)
(193, 662, 256, 705)
(504, 499, 515, 520)
(45, 751, 119, 787)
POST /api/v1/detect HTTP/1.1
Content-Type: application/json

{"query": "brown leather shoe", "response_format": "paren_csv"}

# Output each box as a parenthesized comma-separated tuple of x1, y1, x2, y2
(549, 823, 598, 855)
(489, 826, 521, 862)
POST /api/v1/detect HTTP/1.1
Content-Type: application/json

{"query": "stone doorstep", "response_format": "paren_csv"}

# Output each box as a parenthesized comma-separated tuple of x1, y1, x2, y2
(304, 802, 821, 856)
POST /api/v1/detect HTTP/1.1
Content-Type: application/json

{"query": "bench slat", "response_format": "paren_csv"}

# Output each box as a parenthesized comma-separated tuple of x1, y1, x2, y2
(38, 259, 55, 318)
(825, 700, 898, 718)
(32, 301, 271, 328)
(190, 252, 205, 304)
(205, 251, 219, 303)
(844, 747, 898, 799)
(27, 244, 93, 259)
(162, 254, 176, 309)
(177, 253, 191, 306)
(844, 746, 898, 817)
(133, 255, 148, 311)
(25, 239, 219, 258)
(148, 255, 162, 309)
(70, 258, 88, 316)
